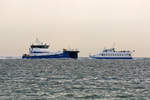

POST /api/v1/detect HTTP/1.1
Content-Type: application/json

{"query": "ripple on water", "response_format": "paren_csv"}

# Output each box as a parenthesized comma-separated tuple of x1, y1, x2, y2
(0, 59, 150, 99)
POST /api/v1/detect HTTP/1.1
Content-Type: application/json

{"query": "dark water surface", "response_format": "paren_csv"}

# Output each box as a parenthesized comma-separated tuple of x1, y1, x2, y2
(0, 59, 150, 100)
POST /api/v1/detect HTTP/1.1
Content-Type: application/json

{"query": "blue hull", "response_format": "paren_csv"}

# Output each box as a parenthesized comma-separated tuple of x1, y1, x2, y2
(22, 51, 79, 59)
(90, 56, 132, 59)
(23, 54, 70, 59)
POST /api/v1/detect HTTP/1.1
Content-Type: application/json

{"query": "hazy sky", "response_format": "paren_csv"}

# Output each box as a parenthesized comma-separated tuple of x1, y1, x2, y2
(0, 0, 150, 57)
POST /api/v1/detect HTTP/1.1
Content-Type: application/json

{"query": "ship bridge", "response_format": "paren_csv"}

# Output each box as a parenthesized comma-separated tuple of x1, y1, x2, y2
(31, 44, 49, 49)
(29, 39, 50, 54)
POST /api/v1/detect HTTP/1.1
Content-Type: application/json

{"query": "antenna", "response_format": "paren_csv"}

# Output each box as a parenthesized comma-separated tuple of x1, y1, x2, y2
(35, 38, 41, 44)
(112, 42, 116, 48)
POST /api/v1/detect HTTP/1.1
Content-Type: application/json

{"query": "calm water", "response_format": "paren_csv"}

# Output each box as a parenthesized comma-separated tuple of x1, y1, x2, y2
(0, 58, 150, 100)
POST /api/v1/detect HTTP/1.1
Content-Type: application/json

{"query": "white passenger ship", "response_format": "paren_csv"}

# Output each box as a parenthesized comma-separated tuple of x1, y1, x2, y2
(89, 48, 134, 59)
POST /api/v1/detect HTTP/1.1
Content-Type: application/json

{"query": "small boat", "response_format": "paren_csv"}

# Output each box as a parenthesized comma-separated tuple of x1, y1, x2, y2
(22, 39, 79, 59)
(89, 48, 134, 59)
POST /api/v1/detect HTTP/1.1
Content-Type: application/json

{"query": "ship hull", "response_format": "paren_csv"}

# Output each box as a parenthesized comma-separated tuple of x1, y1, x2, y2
(22, 51, 79, 59)
(89, 56, 132, 59)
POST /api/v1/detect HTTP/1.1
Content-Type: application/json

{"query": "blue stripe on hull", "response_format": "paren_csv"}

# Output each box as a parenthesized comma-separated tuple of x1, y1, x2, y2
(23, 55, 69, 59)
(90, 56, 132, 59)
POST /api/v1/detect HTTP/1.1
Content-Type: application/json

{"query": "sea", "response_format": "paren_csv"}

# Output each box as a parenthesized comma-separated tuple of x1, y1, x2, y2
(0, 58, 150, 100)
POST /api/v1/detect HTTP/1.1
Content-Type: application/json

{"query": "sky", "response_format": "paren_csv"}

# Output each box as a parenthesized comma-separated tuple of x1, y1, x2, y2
(0, 0, 150, 57)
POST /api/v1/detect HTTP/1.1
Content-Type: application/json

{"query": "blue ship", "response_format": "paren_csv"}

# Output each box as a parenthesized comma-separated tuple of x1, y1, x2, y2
(22, 39, 79, 59)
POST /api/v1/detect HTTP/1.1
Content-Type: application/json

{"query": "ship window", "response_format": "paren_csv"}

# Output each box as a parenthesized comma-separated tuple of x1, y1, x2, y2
(31, 45, 49, 48)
